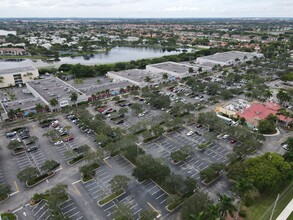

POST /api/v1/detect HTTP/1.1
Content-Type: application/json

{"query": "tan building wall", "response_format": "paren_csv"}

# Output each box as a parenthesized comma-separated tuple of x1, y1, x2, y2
(215, 106, 237, 117)
(0, 68, 39, 88)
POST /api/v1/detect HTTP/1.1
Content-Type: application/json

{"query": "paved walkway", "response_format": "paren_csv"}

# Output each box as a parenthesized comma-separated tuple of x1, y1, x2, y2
(276, 199, 293, 220)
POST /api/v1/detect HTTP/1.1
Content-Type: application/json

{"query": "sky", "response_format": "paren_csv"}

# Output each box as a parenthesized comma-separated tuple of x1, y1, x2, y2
(0, 0, 292, 18)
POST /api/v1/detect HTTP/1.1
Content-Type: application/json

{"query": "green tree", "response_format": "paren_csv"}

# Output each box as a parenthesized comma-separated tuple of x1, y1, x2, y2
(162, 73, 168, 81)
(180, 191, 212, 220)
(114, 203, 133, 220)
(41, 160, 59, 172)
(144, 76, 152, 83)
(283, 137, 293, 162)
(70, 92, 78, 107)
(0, 184, 11, 200)
(217, 194, 236, 217)
(49, 98, 58, 110)
(17, 167, 40, 182)
(133, 155, 170, 183)
(277, 89, 290, 105)
(139, 210, 157, 220)
(109, 175, 130, 193)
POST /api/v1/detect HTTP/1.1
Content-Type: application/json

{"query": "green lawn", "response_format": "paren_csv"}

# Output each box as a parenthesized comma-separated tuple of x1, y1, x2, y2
(246, 180, 293, 220)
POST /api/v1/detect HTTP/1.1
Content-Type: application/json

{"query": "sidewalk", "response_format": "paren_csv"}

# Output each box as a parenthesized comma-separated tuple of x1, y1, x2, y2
(276, 199, 293, 220)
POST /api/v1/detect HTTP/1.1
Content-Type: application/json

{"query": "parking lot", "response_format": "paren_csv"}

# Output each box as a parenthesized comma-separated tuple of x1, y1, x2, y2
(101, 193, 143, 220)
(143, 124, 232, 181)
(14, 149, 47, 172)
(79, 155, 134, 203)
(29, 197, 85, 220)
(0, 167, 4, 184)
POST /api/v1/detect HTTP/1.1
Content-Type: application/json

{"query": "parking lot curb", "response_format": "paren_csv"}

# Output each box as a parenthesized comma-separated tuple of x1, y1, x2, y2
(97, 189, 126, 207)
(0, 194, 10, 204)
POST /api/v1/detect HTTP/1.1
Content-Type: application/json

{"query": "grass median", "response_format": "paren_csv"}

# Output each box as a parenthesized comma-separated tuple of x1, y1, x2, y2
(246, 180, 293, 220)
(98, 189, 124, 206)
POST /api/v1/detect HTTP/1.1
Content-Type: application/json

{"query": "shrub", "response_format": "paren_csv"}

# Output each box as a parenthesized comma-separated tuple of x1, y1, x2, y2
(68, 155, 84, 165)
(239, 210, 247, 217)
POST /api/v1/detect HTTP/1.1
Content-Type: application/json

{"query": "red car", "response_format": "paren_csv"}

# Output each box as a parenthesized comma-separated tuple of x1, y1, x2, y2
(64, 136, 74, 142)
(230, 139, 237, 144)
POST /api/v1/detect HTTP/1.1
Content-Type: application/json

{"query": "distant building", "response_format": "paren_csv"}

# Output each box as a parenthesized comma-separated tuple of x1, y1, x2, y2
(196, 51, 264, 67)
(26, 77, 88, 110)
(0, 66, 39, 88)
(0, 48, 27, 56)
(0, 30, 17, 36)
(146, 61, 198, 79)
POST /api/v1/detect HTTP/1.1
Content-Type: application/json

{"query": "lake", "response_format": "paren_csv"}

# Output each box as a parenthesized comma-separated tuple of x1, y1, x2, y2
(0, 46, 191, 69)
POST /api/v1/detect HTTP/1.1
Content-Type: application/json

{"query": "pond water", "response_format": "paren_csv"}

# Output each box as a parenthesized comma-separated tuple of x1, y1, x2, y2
(0, 46, 190, 69)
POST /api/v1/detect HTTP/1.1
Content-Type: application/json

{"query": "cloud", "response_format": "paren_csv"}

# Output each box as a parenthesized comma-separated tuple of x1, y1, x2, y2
(164, 6, 199, 12)
(0, 0, 292, 17)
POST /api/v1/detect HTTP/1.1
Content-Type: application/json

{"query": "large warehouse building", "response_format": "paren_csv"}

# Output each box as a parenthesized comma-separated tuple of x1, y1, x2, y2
(196, 51, 264, 66)
(107, 69, 163, 87)
(0, 66, 39, 88)
(26, 77, 88, 110)
(146, 61, 198, 79)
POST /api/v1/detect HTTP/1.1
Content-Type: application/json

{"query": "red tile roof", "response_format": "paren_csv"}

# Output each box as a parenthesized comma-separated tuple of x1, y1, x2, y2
(236, 102, 292, 126)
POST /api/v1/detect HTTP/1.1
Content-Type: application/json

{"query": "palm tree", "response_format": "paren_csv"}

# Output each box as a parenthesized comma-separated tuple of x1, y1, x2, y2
(217, 194, 236, 218)
(277, 89, 290, 105)
(204, 204, 220, 220)
(144, 76, 151, 83)
(49, 98, 58, 111)
(35, 103, 44, 113)
(7, 109, 15, 120)
(162, 73, 168, 81)
(70, 92, 78, 107)
(264, 89, 273, 100)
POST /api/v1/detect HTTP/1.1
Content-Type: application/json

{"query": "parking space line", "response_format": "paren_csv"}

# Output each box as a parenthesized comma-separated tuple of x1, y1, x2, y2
(63, 207, 77, 215)
(133, 208, 142, 215)
(33, 203, 46, 216)
(72, 185, 81, 196)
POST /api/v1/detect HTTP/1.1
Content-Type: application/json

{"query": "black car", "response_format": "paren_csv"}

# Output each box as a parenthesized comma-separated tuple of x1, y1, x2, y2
(194, 131, 202, 136)
(27, 146, 38, 152)
(116, 120, 124, 124)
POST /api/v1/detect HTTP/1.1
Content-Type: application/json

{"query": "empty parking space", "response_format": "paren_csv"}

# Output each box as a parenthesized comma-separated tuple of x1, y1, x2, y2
(0, 167, 4, 184)
(15, 153, 33, 170)
(110, 156, 135, 173)
(30, 197, 85, 220)
(141, 180, 169, 207)
(59, 198, 84, 220)
(54, 143, 74, 161)
(101, 194, 142, 220)
(31, 200, 51, 220)
(29, 150, 47, 171)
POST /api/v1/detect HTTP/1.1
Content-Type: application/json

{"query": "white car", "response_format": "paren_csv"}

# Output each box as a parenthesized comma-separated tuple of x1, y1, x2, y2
(222, 134, 229, 139)
(283, 144, 289, 151)
(54, 140, 63, 146)
(138, 113, 145, 117)
(186, 131, 194, 136)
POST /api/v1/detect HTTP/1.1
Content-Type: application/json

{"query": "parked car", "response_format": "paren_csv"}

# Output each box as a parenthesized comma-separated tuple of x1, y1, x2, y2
(54, 140, 64, 146)
(222, 134, 229, 139)
(27, 146, 38, 152)
(186, 131, 194, 136)
(194, 131, 202, 136)
(138, 113, 144, 117)
(283, 144, 289, 151)
(196, 124, 202, 128)
(230, 139, 237, 144)
(87, 129, 93, 134)
(64, 136, 74, 142)
(6, 132, 17, 138)
(116, 120, 124, 124)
